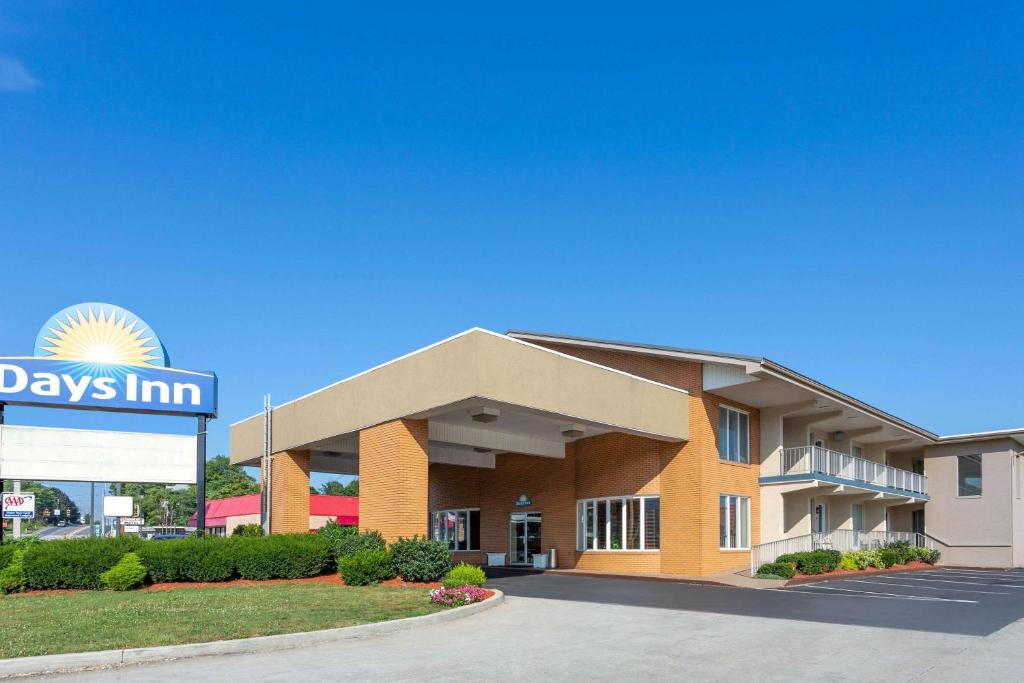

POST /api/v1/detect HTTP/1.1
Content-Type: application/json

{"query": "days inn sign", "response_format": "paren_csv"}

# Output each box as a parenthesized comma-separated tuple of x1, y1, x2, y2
(0, 303, 216, 417)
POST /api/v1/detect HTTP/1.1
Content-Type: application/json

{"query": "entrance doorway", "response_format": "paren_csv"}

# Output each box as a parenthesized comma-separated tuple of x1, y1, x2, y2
(813, 503, 828, 533)
(509, 512, 542, 565)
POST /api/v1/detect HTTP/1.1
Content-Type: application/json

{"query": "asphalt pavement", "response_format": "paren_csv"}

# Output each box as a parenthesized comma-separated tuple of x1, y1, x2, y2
(31, 568, 1024, 681)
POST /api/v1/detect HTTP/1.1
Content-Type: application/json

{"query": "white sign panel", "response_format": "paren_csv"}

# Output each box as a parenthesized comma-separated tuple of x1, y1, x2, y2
(124, 525, 141, 533)
(2, 493, 35, 518)
(0, 425, 196, 484)
(103, 496, 134, 517)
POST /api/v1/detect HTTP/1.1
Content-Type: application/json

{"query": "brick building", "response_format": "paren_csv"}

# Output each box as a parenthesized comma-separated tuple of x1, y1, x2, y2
(230, 329, 1024, 574)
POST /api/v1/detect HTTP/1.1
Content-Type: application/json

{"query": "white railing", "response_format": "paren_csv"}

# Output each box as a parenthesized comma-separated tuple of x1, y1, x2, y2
(780, 445, 927, 496)
(749, 529, 933, 574)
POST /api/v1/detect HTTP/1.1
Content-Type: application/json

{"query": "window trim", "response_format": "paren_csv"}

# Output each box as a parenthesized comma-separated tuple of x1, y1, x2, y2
(719, 493, 751, 551)
(956, 454, 983, 498)
(718, 405, 750, 464)
(576, 495, 660, 552)
(430, 507, 481, 551)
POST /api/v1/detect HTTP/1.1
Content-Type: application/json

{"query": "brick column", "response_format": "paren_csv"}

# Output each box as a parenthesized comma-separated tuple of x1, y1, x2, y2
(270, 450, 310, 534)
(359, 418, 429, 542)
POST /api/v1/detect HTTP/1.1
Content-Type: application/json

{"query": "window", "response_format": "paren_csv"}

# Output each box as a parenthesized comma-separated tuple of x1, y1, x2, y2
(851, 504, 864, 532)
(719, 495, 750, 549)
(718, 406, 749, 463)
(957, 455, 982, 497)
(430, 508, 480, 551)
(576, 496, 660, 551)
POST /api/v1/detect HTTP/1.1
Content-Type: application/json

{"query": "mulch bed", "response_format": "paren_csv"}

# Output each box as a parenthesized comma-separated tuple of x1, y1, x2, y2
(143, 574, 443, 591)
(785, 561, 934, 585)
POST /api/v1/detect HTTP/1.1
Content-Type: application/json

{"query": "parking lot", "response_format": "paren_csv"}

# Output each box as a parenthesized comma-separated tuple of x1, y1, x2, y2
(487, 567, 1024, 636)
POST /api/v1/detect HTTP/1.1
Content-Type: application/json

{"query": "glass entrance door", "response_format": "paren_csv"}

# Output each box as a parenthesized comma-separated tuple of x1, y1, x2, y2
(509, 512, 542, 565)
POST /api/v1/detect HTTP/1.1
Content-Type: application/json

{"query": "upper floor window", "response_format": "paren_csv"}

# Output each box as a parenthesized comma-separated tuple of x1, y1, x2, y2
(957, 455, 982, 497)
(718, 406, 749, 464)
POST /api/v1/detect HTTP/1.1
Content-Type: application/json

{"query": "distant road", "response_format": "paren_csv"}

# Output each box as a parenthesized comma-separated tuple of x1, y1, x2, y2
(34, 524, 92, 541)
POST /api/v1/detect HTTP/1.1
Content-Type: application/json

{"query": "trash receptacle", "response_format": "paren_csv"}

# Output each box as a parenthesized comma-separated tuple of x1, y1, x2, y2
(548, 548, 557, 569)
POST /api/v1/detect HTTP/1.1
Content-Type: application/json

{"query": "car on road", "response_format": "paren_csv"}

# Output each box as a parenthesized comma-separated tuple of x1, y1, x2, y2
(57, 521, 66, 527)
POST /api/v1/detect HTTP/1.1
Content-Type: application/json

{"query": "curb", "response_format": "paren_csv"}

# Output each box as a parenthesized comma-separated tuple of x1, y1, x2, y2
(0, 589, 505, 678)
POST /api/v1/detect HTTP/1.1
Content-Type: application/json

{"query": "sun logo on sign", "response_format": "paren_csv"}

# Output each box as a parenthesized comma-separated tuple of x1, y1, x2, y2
(34, 304, 169, 368)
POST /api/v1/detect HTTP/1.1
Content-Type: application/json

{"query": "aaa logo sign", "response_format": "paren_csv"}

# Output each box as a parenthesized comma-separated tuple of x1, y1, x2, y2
(2, 493, 36, 518)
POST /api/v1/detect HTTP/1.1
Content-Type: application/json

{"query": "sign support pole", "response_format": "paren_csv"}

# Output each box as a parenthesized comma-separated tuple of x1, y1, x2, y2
(196, 415, 207, 536)
(0, 403, 4, 545)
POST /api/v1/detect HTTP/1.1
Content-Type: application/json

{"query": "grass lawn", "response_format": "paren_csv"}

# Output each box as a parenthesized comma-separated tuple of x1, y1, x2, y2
(0, 584, 441, 659)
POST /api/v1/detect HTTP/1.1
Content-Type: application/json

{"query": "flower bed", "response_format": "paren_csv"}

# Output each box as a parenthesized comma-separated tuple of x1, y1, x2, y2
(429, 585, 490, 608)
(755, 542, 940, 581)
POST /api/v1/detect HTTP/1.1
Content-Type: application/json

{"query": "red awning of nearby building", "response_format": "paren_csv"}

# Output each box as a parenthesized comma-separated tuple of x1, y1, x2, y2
(189, 494, 358, 527)
(311, 494, 359, 526)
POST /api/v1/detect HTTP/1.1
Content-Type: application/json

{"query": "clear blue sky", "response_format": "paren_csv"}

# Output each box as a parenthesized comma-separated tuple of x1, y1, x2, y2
(2, 3, 1022, 501)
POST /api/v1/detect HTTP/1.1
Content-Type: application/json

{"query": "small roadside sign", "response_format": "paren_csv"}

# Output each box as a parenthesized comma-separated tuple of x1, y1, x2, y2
(2, 493, 36, 519)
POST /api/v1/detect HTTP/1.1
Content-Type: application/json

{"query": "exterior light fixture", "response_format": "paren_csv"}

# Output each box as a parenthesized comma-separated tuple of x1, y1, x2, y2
(470, 407, 500, 423)
(473, 447, 492, 453)
(832, 431, 846, 441)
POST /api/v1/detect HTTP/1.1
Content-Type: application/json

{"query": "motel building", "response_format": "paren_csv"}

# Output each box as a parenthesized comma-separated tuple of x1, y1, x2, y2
(230, 329, 1024, 576)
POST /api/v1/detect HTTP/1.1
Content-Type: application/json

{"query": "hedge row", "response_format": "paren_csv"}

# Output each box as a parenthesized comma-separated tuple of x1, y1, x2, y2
(15, 534, 331, 590)
(338, 534, 452, 586)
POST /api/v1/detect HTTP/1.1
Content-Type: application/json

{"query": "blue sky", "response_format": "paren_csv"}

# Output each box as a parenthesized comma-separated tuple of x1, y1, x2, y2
(1, 3, 1022, 503)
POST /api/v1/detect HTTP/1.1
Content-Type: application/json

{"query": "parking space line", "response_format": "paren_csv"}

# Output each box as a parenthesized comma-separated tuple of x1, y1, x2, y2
(840, 579, 1012, 595)
(919, 571, 1024, 582)
(796, 584, 978, 603)
(875, 576, 1024, 588)
(766, 586, 977, 603)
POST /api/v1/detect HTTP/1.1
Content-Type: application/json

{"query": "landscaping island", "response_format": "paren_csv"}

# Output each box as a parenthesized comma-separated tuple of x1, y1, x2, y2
(0, 523, 492, 660)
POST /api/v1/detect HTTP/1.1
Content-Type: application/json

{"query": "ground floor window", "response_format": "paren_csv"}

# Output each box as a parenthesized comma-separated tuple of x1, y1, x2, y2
(430, 508, 480, 551)
(719, 494, 750, 549)
(576, 496, 660, 551)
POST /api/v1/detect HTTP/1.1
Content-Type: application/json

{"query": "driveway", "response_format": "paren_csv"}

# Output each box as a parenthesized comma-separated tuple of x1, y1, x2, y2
(36, 569, 1024, 682)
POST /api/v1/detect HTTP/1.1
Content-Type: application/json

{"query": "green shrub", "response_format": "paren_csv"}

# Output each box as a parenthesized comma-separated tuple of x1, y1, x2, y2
(234, 534, 331, 580)
(232, 523, 264, 537)
(23, 537, 141, 590)
(331, 529, 385, 562)
(137, 539, 187, 583)
(773, 550, 839, 575)
(0, 550, 27, 593)
(756, 561, 796, 579)
(838, 553, 859, 571)
(137, 538, 235, 583)
(339, 550, 395, 586)
(923, 548, 941, 565)
(317, 521, 358, 546)
(0, 545, 14, 572)
(100, 552, 147, 591)
(390, 536, 452, 583)
(443, 562, 487, 588)
(177, 538, 236, 582)
(878, 548, 901, 568)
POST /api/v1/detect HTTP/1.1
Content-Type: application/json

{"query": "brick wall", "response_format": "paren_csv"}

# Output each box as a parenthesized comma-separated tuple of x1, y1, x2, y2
(269, 450, 310, 534)
(359, 418, 430, 543)
(532, 341, 761, 574)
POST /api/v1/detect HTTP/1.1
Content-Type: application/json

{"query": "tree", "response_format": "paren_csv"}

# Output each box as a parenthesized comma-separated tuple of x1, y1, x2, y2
(319, 479, 358, 497)
(1, 481, 80, 529)
(112, 454, 260, 526)
(205, 455, 260, 500)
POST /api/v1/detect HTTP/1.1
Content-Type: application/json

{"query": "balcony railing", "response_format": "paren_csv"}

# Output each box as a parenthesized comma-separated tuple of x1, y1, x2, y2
(779, 445, 927, 496)
(750, 529, 933, 575)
